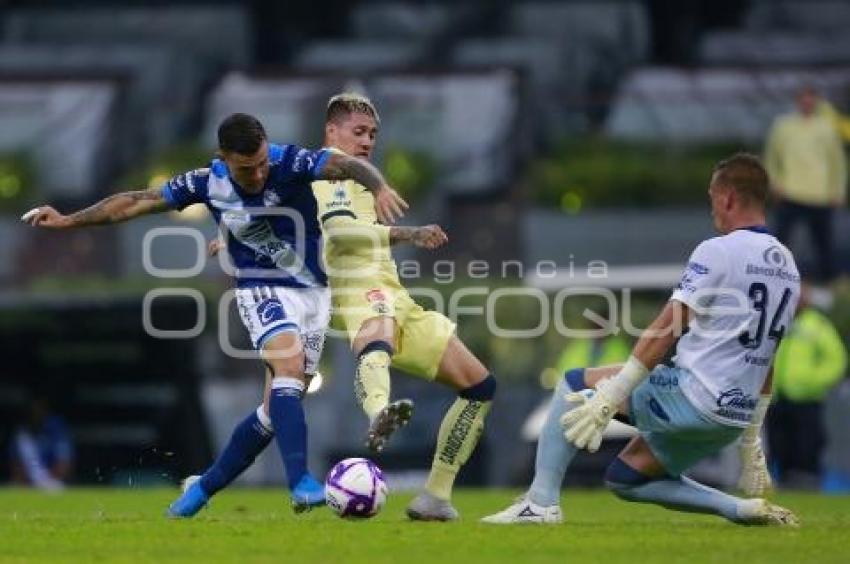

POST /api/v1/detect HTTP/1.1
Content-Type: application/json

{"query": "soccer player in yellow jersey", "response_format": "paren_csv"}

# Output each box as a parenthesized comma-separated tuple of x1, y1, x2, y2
(312, 93, 497, 521)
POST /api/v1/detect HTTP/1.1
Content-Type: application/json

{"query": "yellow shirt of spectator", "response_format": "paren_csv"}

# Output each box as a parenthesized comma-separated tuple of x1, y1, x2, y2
(765, 112, 847, 206)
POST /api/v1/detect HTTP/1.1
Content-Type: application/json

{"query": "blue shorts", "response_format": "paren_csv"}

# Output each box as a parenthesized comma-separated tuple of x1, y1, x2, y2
(629, 365, 742, 476)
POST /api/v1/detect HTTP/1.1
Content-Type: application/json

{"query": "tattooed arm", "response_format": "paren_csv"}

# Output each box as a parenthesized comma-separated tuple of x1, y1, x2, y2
(21, 188, 172, 229)
(317, 153, 409, 224)
(389, 225, 448, 250)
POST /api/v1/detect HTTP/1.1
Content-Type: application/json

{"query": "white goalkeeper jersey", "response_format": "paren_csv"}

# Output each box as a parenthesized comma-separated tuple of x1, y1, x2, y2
(670, 226, 800, 427)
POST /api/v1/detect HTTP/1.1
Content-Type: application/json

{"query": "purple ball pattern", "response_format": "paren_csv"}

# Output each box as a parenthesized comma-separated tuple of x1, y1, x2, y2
(325, 458, 387, 518)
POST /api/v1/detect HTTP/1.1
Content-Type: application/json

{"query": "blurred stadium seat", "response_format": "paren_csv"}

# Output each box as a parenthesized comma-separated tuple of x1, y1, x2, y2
(700, 31, 850, 66)
(2, 6, 250, 70)
(605, 67, 850, 142)
(0, 80, 117, 197)
(349, 3, 462, 40)
(292, 40, 427, 72)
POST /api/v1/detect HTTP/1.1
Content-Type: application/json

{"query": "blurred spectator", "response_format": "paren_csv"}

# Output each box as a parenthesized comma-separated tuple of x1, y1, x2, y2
(818, 98, 850, 143)
(540, 304, 631, 390)
(8, 396, 74, 490)
(767, 283, 848, 488)
(765, 86, 847, 282)
(552, 333, 630, 378)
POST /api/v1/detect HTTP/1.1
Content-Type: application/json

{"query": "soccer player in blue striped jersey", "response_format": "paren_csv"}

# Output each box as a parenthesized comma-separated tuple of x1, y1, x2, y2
(22, 113, 407, 516)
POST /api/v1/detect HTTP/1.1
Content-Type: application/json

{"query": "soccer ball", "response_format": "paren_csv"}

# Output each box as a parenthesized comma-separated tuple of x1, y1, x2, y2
(324, 457, 388, 518)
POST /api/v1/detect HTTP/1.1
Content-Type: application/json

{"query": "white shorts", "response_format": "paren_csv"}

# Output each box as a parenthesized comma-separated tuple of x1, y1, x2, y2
(234, 285, 331, 375)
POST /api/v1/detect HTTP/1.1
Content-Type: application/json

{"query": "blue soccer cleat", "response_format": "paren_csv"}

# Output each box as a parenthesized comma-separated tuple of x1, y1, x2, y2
(167, 475, 209, 518)
(291, 474, 325, 514)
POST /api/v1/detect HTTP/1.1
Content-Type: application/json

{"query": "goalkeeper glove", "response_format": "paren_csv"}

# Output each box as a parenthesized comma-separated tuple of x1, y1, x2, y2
(561, 357, 648, 453)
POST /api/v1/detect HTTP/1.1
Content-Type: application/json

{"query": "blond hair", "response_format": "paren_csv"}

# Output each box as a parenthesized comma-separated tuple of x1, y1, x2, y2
(326, 92, 380, 124)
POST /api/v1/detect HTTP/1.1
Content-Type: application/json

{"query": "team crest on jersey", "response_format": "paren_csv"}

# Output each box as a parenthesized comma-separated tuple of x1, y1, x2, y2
(366, 289, 388, 314)
(366, 289, 386, 303)
(762, 246, 787, 268)
(293, 149, 315, 173)
(264, 190, 281, 206)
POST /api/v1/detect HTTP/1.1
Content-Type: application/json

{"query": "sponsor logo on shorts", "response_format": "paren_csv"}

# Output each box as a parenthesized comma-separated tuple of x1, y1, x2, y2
(648, 397, 670, 421)
(303, 333, 323, 352)
(257, 298, 285, 326)
(649, 373, 679, 388)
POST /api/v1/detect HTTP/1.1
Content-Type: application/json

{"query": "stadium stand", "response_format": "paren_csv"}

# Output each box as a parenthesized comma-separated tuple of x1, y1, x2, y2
(605, 67, 850, 142)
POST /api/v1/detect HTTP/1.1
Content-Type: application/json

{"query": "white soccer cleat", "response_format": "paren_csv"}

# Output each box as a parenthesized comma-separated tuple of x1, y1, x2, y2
(737, 498, 800, 527)
(480, 496, 563, 525)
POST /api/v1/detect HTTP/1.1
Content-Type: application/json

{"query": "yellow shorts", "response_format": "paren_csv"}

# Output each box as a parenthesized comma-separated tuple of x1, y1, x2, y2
(330, 269, 455, 380)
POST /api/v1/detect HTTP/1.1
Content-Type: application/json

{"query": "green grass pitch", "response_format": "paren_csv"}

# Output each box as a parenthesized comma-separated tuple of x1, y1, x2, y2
(1, 488, 849, 563)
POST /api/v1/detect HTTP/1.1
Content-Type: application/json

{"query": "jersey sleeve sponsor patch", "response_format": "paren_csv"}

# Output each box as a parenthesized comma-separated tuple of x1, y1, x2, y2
(282, 145, 330, 182)
(313, 181, 356, 223)
(671, 239, 726, 309)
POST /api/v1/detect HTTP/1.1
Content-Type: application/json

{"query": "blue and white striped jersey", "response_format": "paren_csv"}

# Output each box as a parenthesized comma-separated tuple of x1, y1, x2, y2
(161, 143, 331, 288)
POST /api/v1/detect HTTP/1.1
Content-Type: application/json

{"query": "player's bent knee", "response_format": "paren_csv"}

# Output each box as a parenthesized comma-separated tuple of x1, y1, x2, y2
(564, 368, 587, 391)
(604, 458, 652, 500)
(357, 340, 394, 360)
(459, 374, 497, 401)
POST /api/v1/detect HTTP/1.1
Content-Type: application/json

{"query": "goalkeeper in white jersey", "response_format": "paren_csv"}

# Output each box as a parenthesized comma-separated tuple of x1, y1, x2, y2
(484, 153, 801, 526)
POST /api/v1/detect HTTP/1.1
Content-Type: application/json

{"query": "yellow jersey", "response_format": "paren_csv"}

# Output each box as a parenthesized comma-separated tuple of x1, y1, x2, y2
(312, 178, 395, 277)
(312, 171, 456, 378)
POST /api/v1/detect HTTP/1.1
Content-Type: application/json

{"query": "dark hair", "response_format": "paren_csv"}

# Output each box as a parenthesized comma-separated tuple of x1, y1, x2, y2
(712, 152, 769, 206)
(217, 113, 267, 154)
(326, 92, 380, 125)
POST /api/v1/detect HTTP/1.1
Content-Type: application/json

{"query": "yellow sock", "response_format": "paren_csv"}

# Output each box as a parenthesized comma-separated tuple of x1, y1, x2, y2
(354, 349, 391, 421)
(425, 397, 491, 501)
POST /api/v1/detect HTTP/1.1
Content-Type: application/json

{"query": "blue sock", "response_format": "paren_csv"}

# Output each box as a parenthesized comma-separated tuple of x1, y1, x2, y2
(269, 376, 308, 490)
(199, 406, 274, 496)
(605, 458, 744, 521)
(528, 371, 583, 506)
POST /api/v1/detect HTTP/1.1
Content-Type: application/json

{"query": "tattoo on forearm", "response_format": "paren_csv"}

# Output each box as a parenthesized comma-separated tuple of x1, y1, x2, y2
(322, 154, 386, 192)
(390, 226, 416, 243)
(389, 226, 418, 245)
(69, 190, 163, 226)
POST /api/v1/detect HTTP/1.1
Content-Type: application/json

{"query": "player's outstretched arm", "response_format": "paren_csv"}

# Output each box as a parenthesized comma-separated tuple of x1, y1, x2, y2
(321, 214, 447, 253)
(390, 225, 448, 250)
(21, 188, 171, 229)
(318, 153, 408, 224)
